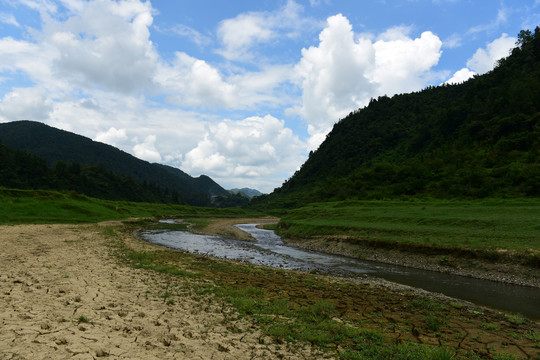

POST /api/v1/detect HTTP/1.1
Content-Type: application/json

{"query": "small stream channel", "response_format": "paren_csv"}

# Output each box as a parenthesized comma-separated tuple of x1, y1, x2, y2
(140, 222, 540, 320)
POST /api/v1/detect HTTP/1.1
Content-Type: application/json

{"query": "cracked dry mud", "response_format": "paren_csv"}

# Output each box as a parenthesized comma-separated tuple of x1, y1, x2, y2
(0, 224, 317, 359)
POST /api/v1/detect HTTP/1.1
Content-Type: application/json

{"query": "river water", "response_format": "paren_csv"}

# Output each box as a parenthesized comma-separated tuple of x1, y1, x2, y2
(140, 223, 540, 320)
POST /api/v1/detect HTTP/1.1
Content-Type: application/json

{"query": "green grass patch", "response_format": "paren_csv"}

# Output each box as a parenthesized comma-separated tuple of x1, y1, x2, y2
(0, 187, 262, 225)
(276, 199, 540, 258)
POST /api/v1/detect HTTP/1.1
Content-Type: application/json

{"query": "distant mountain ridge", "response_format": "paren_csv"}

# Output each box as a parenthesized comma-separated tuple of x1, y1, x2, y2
(0, 120, 229, 206)
(228, 188, 263, 199)
(252, 28, 540, 209)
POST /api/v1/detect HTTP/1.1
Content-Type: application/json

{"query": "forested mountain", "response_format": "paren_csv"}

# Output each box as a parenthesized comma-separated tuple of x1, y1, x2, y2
(229, 188, 263, 199)
(252, 28, 540, 209)
(0, 121, 233, 206)
(0, 142, 185, 203)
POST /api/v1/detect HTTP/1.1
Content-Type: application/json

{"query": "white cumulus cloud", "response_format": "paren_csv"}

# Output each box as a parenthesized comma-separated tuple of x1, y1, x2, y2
(182, 115, 305, 192)
(466, 33, 516, 74)
(133, 135, 162, 163)
(292, 14, 442, 150)
(155, 52, 236, 108)
(45, 0, 158, 94)
(444, 68, 476, 84)
(94, 127, 128, 147)
(0, 87, 53, 121)
(443, 33, 517, 85)
(216, 0, 316, 61)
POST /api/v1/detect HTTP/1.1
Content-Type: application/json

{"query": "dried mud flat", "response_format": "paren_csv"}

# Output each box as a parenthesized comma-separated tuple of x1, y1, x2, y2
(0, 224, 317, 360)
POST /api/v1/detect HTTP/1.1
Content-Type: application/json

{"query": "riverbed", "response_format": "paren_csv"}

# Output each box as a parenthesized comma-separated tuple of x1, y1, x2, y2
(140, 223, 540, 320)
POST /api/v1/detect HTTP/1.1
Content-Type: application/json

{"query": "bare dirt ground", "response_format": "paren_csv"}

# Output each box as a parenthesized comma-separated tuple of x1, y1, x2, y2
(188, 217, 279, 242)
(0, 223, 317, 360)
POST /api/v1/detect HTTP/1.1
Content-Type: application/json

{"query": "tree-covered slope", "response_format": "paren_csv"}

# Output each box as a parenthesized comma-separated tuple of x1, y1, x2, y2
(0, 142, 185, 203)
(0, 121, 229, 206)
(253, 28, 540, 209)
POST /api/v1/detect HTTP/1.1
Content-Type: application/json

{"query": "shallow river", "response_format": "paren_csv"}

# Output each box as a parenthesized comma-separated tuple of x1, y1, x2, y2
(140, 223, 540, 320)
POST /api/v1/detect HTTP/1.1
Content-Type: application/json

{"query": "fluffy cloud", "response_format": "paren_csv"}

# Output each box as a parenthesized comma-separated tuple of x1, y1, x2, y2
(46, 0, 158, 94)
(443, 33, 517, 85)
(444, 68, 476, 85)
(182, 115, 305, 192)
(133, 135, 162, 163)
(155, 52, 236, 108)
(0, 37, 53, 86)
(94, 127, 128, 147)
(0, 87, 53, 121)
(466, 33, 516, 74)
(292, 15, 442, 149)
(216, 0, 315, 61)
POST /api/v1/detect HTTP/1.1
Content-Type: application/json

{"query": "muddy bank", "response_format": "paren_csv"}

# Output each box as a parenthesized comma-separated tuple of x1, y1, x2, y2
(279, 235, 540, 288)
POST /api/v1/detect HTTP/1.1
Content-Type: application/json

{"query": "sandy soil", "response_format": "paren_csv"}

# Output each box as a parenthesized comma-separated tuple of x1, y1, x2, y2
(0, 223, 316, 360)
(188, 217, 279, 242)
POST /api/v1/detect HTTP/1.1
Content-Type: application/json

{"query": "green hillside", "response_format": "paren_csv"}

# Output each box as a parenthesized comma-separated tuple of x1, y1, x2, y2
(0, 142, 186, 204)
(253, 28, 540, 209)
(0, 121, 232, 206)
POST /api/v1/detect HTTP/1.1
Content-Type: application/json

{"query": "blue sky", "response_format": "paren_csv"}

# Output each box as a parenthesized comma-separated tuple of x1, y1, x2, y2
(0, 0, 538, 192)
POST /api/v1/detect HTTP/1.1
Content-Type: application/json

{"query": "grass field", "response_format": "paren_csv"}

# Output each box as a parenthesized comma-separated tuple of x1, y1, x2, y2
(277, 199, 540, 254)
(0, 187, 261, 224)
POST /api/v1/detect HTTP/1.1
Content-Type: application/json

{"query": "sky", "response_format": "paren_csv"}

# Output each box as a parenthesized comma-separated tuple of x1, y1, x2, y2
(0, 0, 538, 193)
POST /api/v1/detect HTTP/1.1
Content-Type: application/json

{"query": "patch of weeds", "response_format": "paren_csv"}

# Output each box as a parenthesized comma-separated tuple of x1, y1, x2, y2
(525, 330, 540, 343)
(492, 353, 517, 360)
(298, 300, 336, 323)
(450, 302, 465, 309)
(268, 299, 289, 316)
(505, 313, 528, 325)
(406, 298, 446, 313)
(480, 322, 499, 331)
(161, 291, 174, 301)
(117, 312, 127, 317)
(78, 315, 89, 323)
(166, 299, 175, 305)
(340, 342, 455, 360)
(424, 315, 446, 332)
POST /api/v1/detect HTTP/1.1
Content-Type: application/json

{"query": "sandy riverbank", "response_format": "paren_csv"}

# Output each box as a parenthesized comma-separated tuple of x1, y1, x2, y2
(0, 223, 316, 360)
(187, 217, 279, 242)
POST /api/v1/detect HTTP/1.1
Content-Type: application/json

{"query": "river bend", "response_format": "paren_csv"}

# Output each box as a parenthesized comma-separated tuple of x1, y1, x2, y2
(140, 223, 540, 320)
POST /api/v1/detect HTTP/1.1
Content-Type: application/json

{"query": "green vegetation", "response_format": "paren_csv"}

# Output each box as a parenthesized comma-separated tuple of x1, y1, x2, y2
(276, 199, 540, 263)
(252, 28, 540, 210)
(77, 315, 89, 323)
(0, 187, 260, 225)
(0, 142, 190, 204)
(0, 121, 243, 207)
